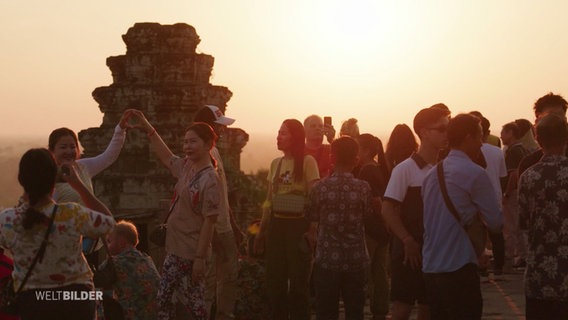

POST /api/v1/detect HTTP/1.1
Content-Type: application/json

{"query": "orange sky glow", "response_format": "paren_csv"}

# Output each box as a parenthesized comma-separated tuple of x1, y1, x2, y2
(1, 1, 568, 172)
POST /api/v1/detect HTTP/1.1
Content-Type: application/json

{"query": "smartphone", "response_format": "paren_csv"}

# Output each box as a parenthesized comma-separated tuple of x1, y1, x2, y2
(56, 166, 70, 183)
(324, 116, 332, 126)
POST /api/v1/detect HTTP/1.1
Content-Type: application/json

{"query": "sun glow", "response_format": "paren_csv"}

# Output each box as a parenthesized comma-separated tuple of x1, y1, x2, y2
(289, 0, 419, 76)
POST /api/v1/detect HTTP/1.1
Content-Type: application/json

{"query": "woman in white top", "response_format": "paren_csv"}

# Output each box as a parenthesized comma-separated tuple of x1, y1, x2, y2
(0, 148, 115, 320)
(48, 110, 130, 254)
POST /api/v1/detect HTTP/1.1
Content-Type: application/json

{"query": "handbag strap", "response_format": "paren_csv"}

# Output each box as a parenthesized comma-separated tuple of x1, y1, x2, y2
(162, 194, 179, 224)
(436, 161, 462, 224)
(163, 164, 213, 224)
(272, 157, 307, 195)
(16, 204, 58, 294)
(272, 157, 284, 194)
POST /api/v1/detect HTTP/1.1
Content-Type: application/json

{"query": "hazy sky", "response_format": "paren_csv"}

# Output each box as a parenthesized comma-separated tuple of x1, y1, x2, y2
(1, 1, 567, 170)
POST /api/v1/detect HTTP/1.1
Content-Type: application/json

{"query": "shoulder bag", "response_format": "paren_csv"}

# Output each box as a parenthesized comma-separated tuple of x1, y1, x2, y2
(271, 158, 307, 216)
(0, 205, 58, 315)
(437, 162, 487, 257)
(149, 196, 178, 247)
(149, 165, 212, 246)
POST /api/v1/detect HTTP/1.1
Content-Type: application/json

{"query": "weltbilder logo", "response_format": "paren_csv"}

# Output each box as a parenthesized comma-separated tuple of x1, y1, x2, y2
(35, 290, 103, 301)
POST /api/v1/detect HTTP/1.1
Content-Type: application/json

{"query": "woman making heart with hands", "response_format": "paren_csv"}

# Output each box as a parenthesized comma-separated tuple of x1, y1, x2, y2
(128, 109, 221, 320)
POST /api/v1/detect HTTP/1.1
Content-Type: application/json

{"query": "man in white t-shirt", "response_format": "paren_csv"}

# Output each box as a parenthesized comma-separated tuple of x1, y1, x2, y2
(382, 105, 451, 320)
(476, 115, 507, 276)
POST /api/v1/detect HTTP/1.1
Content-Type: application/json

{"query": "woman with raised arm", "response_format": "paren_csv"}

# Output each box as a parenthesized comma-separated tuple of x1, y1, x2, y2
(128, 109, 221, 320)
(0, 148, 115, 320)
(253, 119, 320, 320)
(48, 109, 131, 255)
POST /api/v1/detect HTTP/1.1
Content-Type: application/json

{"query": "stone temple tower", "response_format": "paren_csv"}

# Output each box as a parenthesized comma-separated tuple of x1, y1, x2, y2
(78, 23, 248, 253)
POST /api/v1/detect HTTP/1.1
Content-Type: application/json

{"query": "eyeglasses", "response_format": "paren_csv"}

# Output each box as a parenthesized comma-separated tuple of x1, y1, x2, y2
(426, 126, 448, 133)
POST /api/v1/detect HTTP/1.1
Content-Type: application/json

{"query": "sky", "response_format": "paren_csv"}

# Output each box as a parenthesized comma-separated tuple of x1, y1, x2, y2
(1, 1, 568, 172)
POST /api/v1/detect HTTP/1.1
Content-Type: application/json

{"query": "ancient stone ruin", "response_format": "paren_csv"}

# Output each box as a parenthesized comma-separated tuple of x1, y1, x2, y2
(78, 23, 248, 255)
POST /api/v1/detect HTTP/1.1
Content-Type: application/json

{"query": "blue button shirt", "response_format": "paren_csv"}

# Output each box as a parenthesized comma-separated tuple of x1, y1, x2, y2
(422, 150, 503, 273)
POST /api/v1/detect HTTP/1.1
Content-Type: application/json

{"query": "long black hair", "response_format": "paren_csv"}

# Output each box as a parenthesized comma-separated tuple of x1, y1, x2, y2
(358, 133, 390, 181)
(18, 148, 58, 230)
(282, 119, 306, 183)
(385, 124, 418, 171)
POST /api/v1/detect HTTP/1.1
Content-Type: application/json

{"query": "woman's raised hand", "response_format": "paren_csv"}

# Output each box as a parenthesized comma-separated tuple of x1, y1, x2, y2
(119, 109, 135, 130)
(124, 109, 154, 134)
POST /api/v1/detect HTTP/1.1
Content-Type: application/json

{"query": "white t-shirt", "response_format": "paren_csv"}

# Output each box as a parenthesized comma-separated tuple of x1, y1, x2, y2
(481, 143, 507, 203)
(384, 154, 433, 203)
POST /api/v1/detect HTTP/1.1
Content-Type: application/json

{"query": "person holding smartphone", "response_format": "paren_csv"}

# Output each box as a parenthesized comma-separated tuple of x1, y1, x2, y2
(304, 115, 335, 178)
(0, 148, 116, 320)
(48, 110, 132, 257)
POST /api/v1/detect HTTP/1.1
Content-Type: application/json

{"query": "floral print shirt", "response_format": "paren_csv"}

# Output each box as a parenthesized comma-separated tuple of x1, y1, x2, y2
(519, 154, 568, 301)
(100, 248, 161, 320)
(0, 202, 115, 289)
(307, 172, 373, 272)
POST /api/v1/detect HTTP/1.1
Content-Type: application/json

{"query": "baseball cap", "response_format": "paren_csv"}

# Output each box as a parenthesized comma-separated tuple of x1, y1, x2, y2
(204, 105, 235, 126)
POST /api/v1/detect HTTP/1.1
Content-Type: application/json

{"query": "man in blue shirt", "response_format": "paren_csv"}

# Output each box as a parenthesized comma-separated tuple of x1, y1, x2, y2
(422, 114, 503, 319)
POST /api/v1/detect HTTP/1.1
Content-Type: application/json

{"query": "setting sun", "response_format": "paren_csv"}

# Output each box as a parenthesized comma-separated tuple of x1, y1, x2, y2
(1, 0, 568, 174)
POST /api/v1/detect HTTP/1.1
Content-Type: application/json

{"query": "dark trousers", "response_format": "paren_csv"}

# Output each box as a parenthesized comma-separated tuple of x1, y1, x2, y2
(314, 265, 365, 320)
(366, 236, 389, 317)
(424, 263, 482, 320)
(489, 232, 505, 270)
(18, 283, 96, 320)
(265, 217, 311, 320)
(526, 297, 568, 320)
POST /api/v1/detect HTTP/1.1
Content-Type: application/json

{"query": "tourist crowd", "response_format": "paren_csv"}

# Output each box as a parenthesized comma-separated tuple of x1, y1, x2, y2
(1, 93, 568, 320)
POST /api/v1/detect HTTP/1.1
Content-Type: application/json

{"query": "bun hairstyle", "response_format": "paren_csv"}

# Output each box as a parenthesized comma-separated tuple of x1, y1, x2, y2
(18, 148, 58, 230)
(340, 118, 360, 137)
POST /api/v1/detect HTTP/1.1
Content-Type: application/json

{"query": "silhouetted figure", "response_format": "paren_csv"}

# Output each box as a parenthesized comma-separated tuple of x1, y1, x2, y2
(519, 114, 568, 319)
(308, 137, 372, 320)
(382, 106, 450, 320)
(422, 114, 502, 319)
(253, 119, 319, 320)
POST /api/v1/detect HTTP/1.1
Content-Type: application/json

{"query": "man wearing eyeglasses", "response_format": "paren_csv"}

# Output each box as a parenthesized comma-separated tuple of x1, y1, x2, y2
(421, 114, 502, 319)
(382, 105, 450, 320)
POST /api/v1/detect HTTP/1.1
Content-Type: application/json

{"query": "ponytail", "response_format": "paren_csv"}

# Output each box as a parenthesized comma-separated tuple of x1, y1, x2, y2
(22, 192, 48, 230)
(18, 149, 57, 230)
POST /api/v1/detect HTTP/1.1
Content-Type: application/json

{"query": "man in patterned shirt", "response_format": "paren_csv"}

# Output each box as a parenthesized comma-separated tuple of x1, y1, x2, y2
(307, 136, 373, 320)
(103, 221, 161, 319)
(519, 113, 568, 319)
